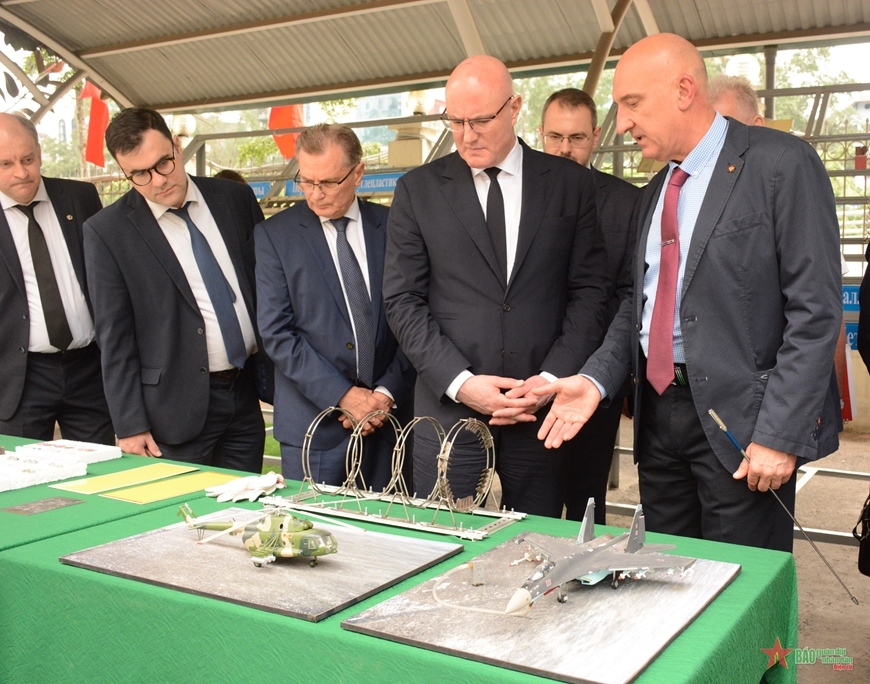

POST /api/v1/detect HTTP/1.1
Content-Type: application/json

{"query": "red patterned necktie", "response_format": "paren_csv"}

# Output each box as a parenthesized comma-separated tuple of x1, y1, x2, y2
(647, 167, 690, 394)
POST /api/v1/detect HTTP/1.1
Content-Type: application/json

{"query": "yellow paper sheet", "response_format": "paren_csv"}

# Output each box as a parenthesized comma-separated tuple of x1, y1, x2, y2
(100, 471, 239, 504)
(50, 463, 198, 494)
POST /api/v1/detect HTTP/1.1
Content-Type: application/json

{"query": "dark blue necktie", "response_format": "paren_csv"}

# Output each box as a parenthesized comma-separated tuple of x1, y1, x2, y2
(16, 203, 73, 350)
(484, 167, 507, 283)
(169, 203, 247, 369)
(332, 216, 374, 387)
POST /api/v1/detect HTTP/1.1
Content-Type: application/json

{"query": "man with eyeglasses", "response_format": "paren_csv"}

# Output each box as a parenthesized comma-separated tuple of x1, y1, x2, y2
(539, 88, 642, 524)
(384, 56, 609, 517)
(0, 112, 113, 444)
(255, 124, 414, 488)
(83, 108, 267, 471)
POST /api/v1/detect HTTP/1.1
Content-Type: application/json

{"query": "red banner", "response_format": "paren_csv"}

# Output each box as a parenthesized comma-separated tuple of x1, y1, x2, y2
(80, 82, 109, 168)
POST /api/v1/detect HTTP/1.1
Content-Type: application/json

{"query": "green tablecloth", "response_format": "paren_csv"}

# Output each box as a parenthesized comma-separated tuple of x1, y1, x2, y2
(0, 438, 228, 552)
(0, 491, 797, 684)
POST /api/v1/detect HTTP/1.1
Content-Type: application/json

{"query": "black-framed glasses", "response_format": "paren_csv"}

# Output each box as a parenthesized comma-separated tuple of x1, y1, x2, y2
(294, 165, 357, 192)
(125, 154, 176, 186)
(441, 95, 514, 133)
(542, 133, 593, 149)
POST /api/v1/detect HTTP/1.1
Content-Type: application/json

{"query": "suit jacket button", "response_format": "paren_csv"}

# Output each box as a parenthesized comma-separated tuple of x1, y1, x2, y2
(200, 367, 208, 374)
(346, 342, 354, 350)
(503, 303, 511, 312)
(19, 347, 26, 354)
(22, 314, 27, 320)
(501, 350, 505, 357)
(197, 327, 204, 335)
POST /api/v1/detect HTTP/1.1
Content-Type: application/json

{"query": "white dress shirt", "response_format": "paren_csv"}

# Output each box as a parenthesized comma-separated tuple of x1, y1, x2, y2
(2, 179, 95, 352)
(146, 175, 257, 372)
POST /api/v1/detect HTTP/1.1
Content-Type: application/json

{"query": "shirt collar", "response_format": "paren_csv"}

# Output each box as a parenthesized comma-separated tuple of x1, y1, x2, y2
(146, 173, 197, 220)
(0, 177, 49, 211)
(669, 112, 729, 178)
(470, 136, 522, 177)
(318, 196, 361, 229)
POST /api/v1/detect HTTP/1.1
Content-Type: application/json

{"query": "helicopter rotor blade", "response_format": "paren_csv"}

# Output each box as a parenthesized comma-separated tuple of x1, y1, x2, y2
(196, 510, 269, 545)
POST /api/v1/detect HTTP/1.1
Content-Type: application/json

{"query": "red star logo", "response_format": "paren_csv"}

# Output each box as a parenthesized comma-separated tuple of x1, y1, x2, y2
(761, 637, 793, 669)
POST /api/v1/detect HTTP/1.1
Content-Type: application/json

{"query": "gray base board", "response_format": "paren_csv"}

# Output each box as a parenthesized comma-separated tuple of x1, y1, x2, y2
(60, 508, 463, 622)
(342, 532, 740, 684)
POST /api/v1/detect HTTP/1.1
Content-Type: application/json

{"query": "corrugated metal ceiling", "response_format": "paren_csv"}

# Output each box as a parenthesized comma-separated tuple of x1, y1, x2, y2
(0, 0, 868, 112)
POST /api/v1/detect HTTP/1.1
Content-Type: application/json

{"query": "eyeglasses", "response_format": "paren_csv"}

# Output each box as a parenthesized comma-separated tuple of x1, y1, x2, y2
(124, 154, 176, 186)
(542, 133, 593, 149)
(441, 96, 514, 133)
(294, 165, 357, 192)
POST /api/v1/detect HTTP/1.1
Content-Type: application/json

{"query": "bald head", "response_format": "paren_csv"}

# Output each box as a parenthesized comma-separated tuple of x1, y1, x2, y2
(444, 55, 522, 169)
(0, 112, 42, 205)
(613, 33, 715, 162)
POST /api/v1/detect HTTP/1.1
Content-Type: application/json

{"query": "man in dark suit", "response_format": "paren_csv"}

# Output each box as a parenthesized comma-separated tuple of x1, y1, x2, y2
(539, 89, 642, 523)
(0, 113, 113, 443)
(536, 34, 841, 551)
(84, 108, 265, 471)
(384, 55, 609, 517)
(255, 124, 414, 487)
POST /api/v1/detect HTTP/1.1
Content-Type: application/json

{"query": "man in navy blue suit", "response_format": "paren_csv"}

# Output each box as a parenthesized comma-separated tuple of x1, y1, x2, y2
(255, 124, 414, 488)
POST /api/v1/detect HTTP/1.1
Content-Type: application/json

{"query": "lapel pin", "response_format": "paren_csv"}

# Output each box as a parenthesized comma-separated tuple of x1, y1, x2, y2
(66, 214, 74, 220)
(727, 164, 736, 173)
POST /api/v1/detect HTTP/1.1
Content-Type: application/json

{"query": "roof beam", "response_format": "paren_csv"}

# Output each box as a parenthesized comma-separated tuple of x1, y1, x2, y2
(446, 0, 486, 56)
(79, 0, 441, 58)
(584, 0, 633, 97)
(632, 0, 660, 35)
(589, 0, 615, 34)
(0, 6, 132, 107)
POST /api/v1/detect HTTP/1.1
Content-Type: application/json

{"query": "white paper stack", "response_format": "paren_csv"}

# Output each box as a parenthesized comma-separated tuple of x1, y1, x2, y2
(16, 439, 122, 465)
(0, 452, 87, 492)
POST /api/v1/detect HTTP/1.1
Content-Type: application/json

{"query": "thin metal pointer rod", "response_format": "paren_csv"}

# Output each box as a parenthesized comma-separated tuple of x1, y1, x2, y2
(708, 409, 859, 606)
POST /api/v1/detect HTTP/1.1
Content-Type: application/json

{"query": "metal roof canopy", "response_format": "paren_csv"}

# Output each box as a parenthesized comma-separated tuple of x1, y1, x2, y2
(0, 0, 869, 113)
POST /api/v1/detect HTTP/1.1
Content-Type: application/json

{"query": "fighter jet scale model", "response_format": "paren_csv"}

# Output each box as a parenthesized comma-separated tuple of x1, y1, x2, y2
(505, 499, 697, 614)
(178, 503, 338, 567)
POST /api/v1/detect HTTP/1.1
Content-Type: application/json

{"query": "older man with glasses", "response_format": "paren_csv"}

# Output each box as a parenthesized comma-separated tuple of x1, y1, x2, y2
(384, 56, 609, 517)
(255, 123, 415, 488)
(83, 108, 267, 471)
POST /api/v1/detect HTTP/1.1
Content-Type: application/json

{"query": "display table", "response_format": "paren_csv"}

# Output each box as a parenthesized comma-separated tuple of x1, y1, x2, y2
(0, 437, 228, 552)
(0, 485, 797, 684)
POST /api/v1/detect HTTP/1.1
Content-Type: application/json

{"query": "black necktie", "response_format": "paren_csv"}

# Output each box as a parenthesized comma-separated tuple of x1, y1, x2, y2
(332, 216, 375, 387)
(168, 203, 248, 369)
(484, 167, 507, 282)
(16, 203, 73, 350)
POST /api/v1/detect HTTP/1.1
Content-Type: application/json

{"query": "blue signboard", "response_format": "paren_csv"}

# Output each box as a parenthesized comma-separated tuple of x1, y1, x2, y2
(285, 172, 405, 198)
(843, 285, 860, 312)
(847, 321, 858, 351)
(248, 181, 271, 200)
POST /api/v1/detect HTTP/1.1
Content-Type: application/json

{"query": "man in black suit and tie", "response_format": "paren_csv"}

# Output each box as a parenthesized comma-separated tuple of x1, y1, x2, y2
(539, 89, 642, 523)
(0, 113, 113, 443)
(536, 34, 841, 551)
(84, 108, 265, 471)
(384, 55, 609, 517)
(255, 124, 414, 488)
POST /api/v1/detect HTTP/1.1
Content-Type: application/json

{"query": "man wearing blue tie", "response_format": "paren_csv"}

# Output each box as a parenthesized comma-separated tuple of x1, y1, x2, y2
(84, 108, 266, 471)
(255, 124, 414, 488)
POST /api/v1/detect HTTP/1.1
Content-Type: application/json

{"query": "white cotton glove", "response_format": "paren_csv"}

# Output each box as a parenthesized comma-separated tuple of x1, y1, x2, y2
(205, 471, 286, 502)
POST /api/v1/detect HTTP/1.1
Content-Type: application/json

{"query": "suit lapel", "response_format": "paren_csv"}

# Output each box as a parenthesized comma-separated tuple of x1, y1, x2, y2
(126, 192, 200, 314)
(439, 153, 504, 287)
(359, 199, 384, 336)
(45, 181, 88, 295)
(297, 206, 353, 329)
(511, 143, 550, 289)
(681, 125, 747, 295)
(0, 210, 25, 297)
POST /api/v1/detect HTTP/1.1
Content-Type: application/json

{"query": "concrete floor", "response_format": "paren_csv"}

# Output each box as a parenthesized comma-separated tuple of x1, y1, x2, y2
(601, 418, 870, 683)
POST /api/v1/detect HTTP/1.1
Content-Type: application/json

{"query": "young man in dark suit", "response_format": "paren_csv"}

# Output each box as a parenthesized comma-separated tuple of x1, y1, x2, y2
(539, 89, 642, 524)
(255, 124, 414, 488)
(84, 108, 266, 471)
(0, 112, 113, 443)
(384, 56, 609, 517)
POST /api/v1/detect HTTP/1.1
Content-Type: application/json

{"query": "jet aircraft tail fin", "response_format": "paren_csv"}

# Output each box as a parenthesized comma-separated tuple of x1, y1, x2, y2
(625, 505, 646, 553)
(577, 497, 596, 544)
